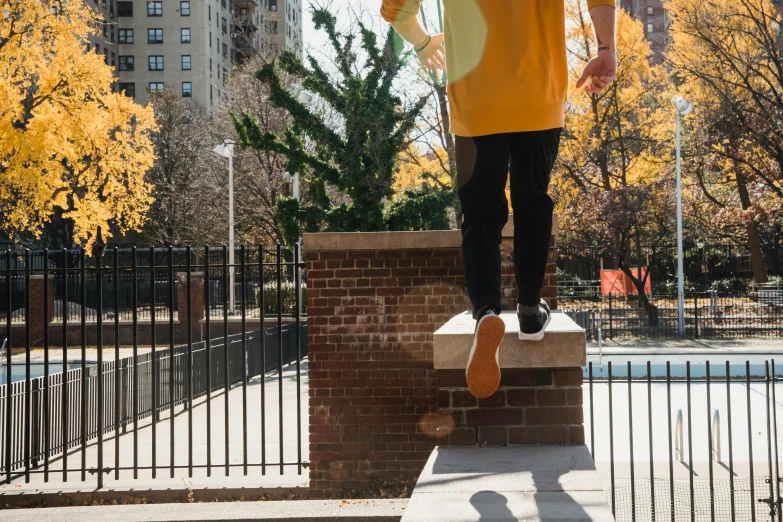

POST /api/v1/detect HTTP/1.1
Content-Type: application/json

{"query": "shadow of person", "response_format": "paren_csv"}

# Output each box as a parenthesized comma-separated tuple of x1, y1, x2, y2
(470, 491, 514, 521)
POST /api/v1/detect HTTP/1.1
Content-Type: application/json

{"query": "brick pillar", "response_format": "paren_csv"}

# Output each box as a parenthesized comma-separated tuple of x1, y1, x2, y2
(304, 221, 561, 499)
(176, 272, 204, 343)
(435, 368, 584, 446)
(28, 275, 54, 346)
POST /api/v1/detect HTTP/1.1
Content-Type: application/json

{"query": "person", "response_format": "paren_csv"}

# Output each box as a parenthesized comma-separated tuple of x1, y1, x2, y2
(381, 0, 616, 398)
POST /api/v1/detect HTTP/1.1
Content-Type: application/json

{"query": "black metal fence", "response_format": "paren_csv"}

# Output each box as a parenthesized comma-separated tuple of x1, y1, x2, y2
(0, 246, 305, 322)
(561, 292, 783, 339)
(0, 240, 308, 487)
(587, 360, 783, 521)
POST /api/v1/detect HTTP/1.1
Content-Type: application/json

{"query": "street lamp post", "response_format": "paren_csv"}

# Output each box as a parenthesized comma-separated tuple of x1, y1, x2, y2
(213, 139, 236, 314)
(673, 96, 693, 337)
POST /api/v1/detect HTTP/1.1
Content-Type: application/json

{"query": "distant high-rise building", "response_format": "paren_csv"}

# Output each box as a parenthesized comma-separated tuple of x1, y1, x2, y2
(618, 0, 669, 57)
(87, 0, 303, 107)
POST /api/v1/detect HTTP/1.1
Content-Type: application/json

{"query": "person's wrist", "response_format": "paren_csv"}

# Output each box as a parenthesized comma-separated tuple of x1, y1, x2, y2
(597, 45, 615, 55)
(414, 33, 432, 53)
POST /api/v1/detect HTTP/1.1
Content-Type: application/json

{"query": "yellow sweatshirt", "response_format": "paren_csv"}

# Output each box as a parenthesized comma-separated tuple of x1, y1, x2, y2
(381, 0, 615, 137)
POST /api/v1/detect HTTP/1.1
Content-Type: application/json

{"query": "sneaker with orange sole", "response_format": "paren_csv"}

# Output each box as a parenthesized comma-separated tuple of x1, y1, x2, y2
(465, 306, 505, 399)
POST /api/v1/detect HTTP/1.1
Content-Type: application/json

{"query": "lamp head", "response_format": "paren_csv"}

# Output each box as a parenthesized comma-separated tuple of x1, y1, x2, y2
(672, 96, 693, 115)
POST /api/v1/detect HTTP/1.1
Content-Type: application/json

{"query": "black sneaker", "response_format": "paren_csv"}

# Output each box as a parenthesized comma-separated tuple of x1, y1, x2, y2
(465, 305, 504, 399)
(517, 299, 551, 342)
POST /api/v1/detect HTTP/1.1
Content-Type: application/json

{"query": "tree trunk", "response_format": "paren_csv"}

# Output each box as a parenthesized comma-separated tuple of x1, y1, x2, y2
(619, 260, 659, 327)
(736, 170, 768, 283)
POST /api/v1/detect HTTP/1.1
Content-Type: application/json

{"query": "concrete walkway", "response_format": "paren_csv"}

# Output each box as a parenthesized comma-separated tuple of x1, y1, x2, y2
(0, 499, 407, 522)
(0, 362, 309, 495)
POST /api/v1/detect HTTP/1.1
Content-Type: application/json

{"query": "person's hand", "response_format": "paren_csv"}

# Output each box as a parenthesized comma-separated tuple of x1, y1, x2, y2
(576, 50, 617, 94)
(416, 32, 445, 71)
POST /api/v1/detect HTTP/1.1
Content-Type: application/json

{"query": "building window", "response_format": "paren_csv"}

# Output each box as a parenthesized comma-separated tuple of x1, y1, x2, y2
(117, 1, 132, 16)
(148, 28, 163, 43)
(182, 82, 192, 97)
(148, 55, 164, 71)
(269, 21, 278, 34)
(647, 6, 654, 14)
(96, 44, 101, 54)
(119, 56, 135, 71)
(119, 82, 135, 97)
(222, 42, 227, 58)
(208, 5, 211, 20)
(181, 28, 191, 43)
(182, 55, 191, 70)
(221, 0, 226, 8)
(119, 28, 133, 44)
(104, 48, 109, 65)
(149, 82, 164, 94)
(209, 31, 212, 47)
(102, 21, 107, 38)
(147, 1, 163, 16)
(180, 1, 190, 15)
(222, 17, 227, 35)
(110, 25, 115, 42)
(270, 0, 277, 11)
(111, 52, 116, 67)
(647, 23, 654, 32)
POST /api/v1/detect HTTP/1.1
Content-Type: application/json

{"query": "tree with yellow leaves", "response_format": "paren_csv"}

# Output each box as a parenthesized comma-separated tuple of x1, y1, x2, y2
(666, 0, 783, 282)
(0, 0, 157, 249)
(555, 1, 673, 321)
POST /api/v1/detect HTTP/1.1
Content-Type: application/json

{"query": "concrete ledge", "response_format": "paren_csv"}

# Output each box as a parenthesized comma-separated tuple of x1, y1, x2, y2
(303, 216, 557, 252)
(434, 311, 586, 370)
(401, 446, 612, 521)
(0, 499, 407, 522)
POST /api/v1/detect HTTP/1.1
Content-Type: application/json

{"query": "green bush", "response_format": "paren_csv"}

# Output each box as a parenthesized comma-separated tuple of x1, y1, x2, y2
(255, 281, 307, 316)
(710, 277, 751, 294)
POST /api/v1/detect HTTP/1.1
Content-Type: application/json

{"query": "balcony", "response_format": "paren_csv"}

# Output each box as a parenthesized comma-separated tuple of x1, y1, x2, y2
(233, 15, 257, 31)
(231, 0, 258, 6)
(233, 36, 255, 51)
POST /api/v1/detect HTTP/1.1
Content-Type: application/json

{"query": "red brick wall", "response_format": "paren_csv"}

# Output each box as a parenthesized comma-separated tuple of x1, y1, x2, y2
(435, 368, 584, 446)
(306, 232, 561, 499)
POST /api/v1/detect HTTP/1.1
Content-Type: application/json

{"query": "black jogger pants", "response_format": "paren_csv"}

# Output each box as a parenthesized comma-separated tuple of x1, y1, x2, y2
(456, 128, 562, 317)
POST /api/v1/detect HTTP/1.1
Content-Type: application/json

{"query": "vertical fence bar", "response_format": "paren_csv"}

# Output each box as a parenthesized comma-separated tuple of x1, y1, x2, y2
(589, 362, 595, 459)
(608, 361, 615, 516)
(647, 361, 655, 521)
(772, 360, 780, 520)
(113, 248, 120, 481)
(24, 249, 30, 483)
(204, 246, 212, 478)
(726, 361, 735, 522)
(706, 362, 715, 521)
(43, 249, 50, 482)
(294, 243, 302, 475)
(223, 245, 229, 477)
(4, 250, 11, 485)
(132, 247, 138, 480)
(241, 245, 248, 476)
(277, 244, 284, 475)
(765, 361, 775, 522)
(260, 246, 266, 476)
(746, 361, 756, 522)
(186, 246, 193, 478)
(95, 238, 105, 490)
(693, 292, 699, 339)
(686, 361, 694, 522)
(168, 246, 174, 479)
(667, 361, 674, 522)
(80, 248, 87, 482)
(608, 293, 613, 340)
(627, 361, 636, 522)
(61, 249, 68, 483)
(150, 247, 157, 479)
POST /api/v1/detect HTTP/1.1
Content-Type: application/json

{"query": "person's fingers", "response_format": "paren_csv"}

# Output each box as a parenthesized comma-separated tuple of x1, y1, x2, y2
(576, 69, 591, 89)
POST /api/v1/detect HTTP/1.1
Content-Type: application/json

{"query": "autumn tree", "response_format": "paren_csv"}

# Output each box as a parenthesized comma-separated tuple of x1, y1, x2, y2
(0, 0, 157, 248)
(555, 1, 673, 321)
(666, 0, 783, 283)
(142, 89, 227, 246)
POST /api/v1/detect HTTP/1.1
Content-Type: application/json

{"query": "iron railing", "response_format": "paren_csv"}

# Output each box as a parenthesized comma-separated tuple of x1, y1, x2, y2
(0, 240, 307, 488)
(587, 360, 783, 521)
(561, 292, 783, 339)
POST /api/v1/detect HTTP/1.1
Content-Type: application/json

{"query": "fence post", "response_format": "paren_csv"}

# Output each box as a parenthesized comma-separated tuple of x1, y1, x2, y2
(31, 379, 40, 468)
(694, 292, 699, 339)
(121, 359, 128, 434)
(608, 292, 614, 340)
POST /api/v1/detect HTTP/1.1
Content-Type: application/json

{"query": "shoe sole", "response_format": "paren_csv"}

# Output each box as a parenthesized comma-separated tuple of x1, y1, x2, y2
(517, 311, 552, 342)
(465, 315, 505, 399)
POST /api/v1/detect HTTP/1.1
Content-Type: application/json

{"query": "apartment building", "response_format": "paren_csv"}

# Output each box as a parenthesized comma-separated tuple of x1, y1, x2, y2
(88, 0, 303, 107)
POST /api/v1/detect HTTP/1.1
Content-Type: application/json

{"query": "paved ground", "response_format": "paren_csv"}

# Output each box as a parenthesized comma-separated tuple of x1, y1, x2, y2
(0, 362, 309, 493)
(0, 499, 407, 522)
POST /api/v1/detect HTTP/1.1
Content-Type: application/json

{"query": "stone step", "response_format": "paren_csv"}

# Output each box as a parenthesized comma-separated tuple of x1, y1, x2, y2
(434, 311, 586, 370)
(401, 446, 613, 522)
